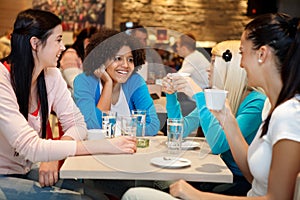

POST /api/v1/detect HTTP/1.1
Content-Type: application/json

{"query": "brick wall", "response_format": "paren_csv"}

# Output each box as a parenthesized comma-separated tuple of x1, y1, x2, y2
(113, 0, 252, 42)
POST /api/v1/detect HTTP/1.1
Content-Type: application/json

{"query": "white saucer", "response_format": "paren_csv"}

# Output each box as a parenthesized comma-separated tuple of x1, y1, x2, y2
(181, 141, 200, 150)
(150, 156, 191, 168)
(165, 140, 200, 150)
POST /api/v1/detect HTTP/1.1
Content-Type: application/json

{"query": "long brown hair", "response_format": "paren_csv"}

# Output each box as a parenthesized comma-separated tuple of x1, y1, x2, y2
(245, 13, 299, 137)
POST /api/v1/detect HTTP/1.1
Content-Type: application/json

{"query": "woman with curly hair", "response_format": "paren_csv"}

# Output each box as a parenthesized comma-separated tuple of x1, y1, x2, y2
(74, 28, 160, 136)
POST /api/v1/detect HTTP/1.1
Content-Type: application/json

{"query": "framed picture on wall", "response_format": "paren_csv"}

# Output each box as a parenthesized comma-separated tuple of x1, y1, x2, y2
(156, 28, 168, 43)
(32, 0, 113, 32)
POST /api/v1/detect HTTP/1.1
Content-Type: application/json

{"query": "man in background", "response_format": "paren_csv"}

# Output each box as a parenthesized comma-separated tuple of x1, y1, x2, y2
(131, 26, 166, 84)
(176, 33, 210, 88)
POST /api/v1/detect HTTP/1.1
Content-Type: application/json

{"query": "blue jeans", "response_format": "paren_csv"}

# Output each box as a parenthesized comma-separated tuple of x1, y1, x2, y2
(0, 168, 110, 200)
(0, 176, 91, 200)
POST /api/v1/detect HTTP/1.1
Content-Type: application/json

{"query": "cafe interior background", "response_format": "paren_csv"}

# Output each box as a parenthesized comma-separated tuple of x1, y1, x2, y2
(0, 0, 299, 136)
(0, 0, 299, 48)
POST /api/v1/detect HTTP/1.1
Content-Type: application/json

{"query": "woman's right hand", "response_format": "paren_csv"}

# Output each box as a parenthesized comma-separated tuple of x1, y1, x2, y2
(77, 136, 137, 156)
(94, 65, 112, 85)
(109, 136, 137, 154)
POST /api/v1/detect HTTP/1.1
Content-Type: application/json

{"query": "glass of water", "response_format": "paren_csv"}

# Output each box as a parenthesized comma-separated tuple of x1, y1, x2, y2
(167, 118, 183, 154)
(102, 111, 117, 138)
(132, 110, 149, 147)
(131, 110, 146, 137)
(120, 116, 137, 137)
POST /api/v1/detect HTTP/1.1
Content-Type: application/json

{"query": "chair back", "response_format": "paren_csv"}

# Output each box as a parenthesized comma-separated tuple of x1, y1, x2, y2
(294, 172, 300, 200)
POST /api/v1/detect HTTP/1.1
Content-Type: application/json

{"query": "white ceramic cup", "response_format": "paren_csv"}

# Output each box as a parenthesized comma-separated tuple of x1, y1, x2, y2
(167, 72, 191, 91)
(204, 89, 228, 111)
(170, 72, 191, 77)
(87, 129, 106, 140)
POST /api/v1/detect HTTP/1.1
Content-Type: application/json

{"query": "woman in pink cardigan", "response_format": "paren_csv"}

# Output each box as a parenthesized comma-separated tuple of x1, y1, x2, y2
(0, 9, 136, 199)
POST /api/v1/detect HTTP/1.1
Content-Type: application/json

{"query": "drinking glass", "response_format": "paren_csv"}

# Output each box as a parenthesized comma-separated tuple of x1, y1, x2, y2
(132, 110, 149, 147)
(102, 111, 117, 138)
(167, 118, 183, 154)
(120, 116, 137, 137)
(131, 110, 146, 137)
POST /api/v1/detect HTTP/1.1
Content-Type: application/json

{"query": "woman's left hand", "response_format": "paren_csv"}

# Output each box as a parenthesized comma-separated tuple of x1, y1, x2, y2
(39, 161, 59, 187)
(170, 179, 202, 199)
(173, 76, 202, 98)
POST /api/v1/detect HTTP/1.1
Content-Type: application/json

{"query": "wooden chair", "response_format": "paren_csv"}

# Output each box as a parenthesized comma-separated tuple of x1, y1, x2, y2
(294, 172, 300, 200)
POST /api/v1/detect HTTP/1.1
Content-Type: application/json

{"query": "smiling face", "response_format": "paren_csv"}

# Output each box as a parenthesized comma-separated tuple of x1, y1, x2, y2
(37, 25, 65, 68)
(105, 45, 134, 84)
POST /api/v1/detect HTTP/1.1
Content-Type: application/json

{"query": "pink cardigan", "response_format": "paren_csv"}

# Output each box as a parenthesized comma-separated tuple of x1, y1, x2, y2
(0, 63, 87, 174)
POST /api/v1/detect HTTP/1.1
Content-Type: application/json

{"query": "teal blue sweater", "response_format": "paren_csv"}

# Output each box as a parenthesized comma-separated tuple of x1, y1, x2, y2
(74, 73, 160, 136)
(166, 91, 266, 176)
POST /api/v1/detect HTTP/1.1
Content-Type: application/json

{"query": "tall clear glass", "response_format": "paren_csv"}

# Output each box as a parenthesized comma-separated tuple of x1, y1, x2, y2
(167, 118, 183, 154)
(102, 111, 117, 138)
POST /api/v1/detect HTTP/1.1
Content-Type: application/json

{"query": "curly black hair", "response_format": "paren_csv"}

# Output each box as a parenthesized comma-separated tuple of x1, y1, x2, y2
(83, 28, 145, 75)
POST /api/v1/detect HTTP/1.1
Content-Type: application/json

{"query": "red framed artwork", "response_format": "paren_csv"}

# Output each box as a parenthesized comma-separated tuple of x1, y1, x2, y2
(32, 0, 112, 32)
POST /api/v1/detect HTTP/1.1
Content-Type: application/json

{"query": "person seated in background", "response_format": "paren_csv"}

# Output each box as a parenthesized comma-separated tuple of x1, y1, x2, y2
(74, 28, 160, 136)
(59, 26, 98, 95)
(0, 28, 12, 47)
(0, 28, 12, 59)
(131, 26, 167, 84)
(176, 33, 210, 89)
(0, 42, 10, 60)
(0, 9, 136, 199)
(121, 12, 300, 200)
(161, 40, 266, 195)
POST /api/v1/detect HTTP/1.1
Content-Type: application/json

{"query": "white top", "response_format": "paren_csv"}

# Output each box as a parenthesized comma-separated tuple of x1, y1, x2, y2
(178, 50, 210, 88)
(99, 82, 130, 136)
(247, 95, 300, 196)
(111, 89, 130, 116)
(99, 82, 130, 117)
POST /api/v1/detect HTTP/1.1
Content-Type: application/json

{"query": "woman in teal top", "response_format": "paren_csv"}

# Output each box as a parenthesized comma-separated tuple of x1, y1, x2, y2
(162, 40, 266, 195)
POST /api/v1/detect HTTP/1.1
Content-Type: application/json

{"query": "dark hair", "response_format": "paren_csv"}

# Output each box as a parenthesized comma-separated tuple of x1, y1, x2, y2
(71, 26, 98, 61)
(7, 9, 61, 138)
(83, 28, 145, 75)
(245, 13, 300, 136)
(179, 33, 196, 51)
(131, 25, 148, 35)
